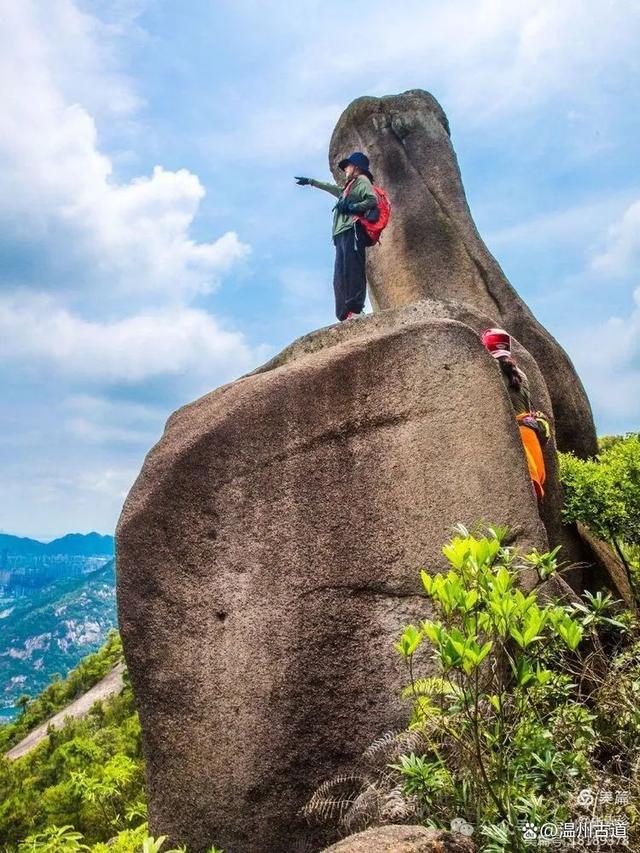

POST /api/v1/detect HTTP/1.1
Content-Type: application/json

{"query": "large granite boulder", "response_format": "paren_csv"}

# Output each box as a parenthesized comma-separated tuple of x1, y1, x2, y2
(329, 89, 597, 459)
(117, 314, 552, 853)
(250, 298, 589, 584)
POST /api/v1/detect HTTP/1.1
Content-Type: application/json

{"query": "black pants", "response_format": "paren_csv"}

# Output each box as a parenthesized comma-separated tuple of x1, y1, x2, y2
(333, 222, 368, 321)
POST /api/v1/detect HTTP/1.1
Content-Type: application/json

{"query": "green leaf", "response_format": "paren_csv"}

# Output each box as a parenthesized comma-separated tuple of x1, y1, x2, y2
(422, 620, 442, 646)
(476, 640, 493, 664)
(534, 664, 553, 685)
(509, 626, 525, 647)
(488, 694, 501, 712)
(443, 538, 470, 570)
(395, 624, 423, 658)
(464, 588, 479, 610)
(511, 655, 535, 687)
(493, 566, 513, 593)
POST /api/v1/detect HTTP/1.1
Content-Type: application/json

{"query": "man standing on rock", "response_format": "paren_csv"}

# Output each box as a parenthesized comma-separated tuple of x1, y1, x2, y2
(295, 152, 378, 322)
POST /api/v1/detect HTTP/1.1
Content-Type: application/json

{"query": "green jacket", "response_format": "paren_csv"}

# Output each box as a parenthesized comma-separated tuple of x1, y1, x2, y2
(309, 174, 378, 238)
(506, 367, 532, 416)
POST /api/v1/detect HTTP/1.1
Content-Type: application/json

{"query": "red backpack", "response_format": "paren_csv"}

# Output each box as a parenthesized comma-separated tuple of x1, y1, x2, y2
(343, 179, 391, 245)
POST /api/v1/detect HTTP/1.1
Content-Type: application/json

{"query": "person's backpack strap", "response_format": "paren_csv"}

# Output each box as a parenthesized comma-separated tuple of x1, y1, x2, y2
(516, 411, 551, 447)
(339, 176, 391, 246)
(533, 410, 551, 445)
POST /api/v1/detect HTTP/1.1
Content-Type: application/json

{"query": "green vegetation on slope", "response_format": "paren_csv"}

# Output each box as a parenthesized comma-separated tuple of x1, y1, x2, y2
(307, 525, 640, 852)
(0, 630, 123, 753)
(559, 432, 640, 602)
(0, 637, 143, 849)
(0, 561, 117, 719)
(0, 634, 224, 853)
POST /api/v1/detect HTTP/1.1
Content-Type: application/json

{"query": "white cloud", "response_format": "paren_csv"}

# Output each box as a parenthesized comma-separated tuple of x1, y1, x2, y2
(63, 394, 160, 446)
(0, 294, 269, 386)
(285, 0, 639, 121)
(565, 286, 640, 429)
(0, 1, 270, 539)
(591, 200, 640, 278)
(486, 193, 637, 250)
(11, 463, 140, 540)
(0, 0, 141, 123)
(0, 1, 250, 305)
(202, 0, 640, 169)
(206, 102, 343, 163)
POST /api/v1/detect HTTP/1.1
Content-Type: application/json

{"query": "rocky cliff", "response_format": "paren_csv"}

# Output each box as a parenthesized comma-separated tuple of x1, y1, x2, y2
(329, 90, 597, 459)
(117, 316, 577, 852)
(117, 91, 603, 853)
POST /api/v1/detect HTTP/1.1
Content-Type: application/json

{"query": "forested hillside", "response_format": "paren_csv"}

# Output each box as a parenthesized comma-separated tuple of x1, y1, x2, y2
(0, 560, 116, 721)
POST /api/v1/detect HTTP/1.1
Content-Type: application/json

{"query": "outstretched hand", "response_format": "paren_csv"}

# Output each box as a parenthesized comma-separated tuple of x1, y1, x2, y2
(294, 176, 311, 185)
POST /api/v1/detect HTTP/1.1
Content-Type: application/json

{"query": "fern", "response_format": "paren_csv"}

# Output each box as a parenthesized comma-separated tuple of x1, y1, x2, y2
(380, 784, 420, 822)
(401, 676, 462, 700)
(342, 785, 384, 834)
(305, 733, 422, 835)
(303, 774, 367, 822)
(363, 728, 425, 765)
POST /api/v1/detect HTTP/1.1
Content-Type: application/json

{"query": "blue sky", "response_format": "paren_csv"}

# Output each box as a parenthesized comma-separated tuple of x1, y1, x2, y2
(1, 0, 640, 539)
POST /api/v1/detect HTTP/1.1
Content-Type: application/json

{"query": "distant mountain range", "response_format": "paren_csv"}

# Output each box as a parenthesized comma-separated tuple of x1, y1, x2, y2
(0, 532, 117, 721)
(0, 531, 114, 557)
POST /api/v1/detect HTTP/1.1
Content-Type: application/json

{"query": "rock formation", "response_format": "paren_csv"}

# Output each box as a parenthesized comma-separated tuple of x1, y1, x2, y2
(576, 522, 639, 614)
(329, 89, 597, 459)
(320, 824, 476, 852)
(249, 298, 588, 581)
(117, 91, 607, 852)
(117, 317, 566, 852)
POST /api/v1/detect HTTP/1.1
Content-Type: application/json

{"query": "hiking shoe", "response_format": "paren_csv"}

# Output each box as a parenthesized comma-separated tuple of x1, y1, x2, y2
(344, 310, 365, 321)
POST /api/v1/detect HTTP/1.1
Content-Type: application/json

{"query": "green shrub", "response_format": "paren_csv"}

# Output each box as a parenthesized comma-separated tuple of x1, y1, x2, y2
(18, 825, 225, 853)
(393, 525, 594, 849)
(17, 825, 90, 852)
(559, 433, 640, 603)
(306, 524, 640, 851)
(0, 670, 143, 848)
(0, 630, 226, 852)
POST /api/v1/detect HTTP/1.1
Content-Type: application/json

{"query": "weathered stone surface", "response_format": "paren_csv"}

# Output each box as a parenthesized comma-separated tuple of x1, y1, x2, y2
(321, 824, 476, 852)
(577, 522, 639, 614)
(117, 317, 549, 853)
(329, 89, 597, 459)
(249, 300, 588, 587)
